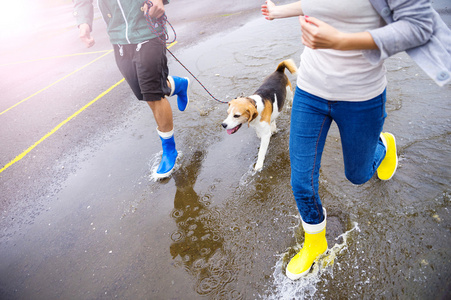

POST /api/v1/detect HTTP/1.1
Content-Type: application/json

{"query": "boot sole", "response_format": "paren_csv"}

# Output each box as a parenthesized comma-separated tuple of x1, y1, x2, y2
(178, 77, 190, 112)
(154, 154, 179, 179)
(154, 168, 175, 179)
(377, 133, 398, 181)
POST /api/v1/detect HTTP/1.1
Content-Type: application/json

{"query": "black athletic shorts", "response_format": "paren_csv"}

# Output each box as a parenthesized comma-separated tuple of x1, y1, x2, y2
(113, 37, 170, 101)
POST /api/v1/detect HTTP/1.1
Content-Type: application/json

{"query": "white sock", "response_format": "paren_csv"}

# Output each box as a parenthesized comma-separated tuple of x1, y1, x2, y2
(157, 127, 174, 139)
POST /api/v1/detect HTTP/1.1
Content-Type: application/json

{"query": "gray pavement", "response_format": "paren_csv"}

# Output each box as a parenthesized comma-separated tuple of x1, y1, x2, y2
(1, 1, 450, 299)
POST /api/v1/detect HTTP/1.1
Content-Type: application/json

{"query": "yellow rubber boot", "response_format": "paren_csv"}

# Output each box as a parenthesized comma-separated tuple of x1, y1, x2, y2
(286, 208, 328, 280)
(377, 132, 398, 181)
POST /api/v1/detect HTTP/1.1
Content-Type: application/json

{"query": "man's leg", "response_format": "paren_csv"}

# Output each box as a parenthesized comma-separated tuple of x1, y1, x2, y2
(144, 95, 178, 179)
(146, 97, 173, 132)
(134, 38, 178, 179)
(115, 39, 189, 179)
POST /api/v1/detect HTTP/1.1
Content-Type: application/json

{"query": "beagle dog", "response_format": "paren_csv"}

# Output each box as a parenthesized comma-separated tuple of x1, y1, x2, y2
(221, 59, 297, 170)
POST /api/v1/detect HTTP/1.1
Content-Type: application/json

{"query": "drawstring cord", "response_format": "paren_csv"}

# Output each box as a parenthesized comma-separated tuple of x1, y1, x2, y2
(136, 40, 149, 51)
(117, 41, 149, 55)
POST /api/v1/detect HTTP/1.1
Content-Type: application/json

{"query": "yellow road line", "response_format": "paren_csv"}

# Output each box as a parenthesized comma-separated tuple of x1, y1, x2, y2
(0, 50, 113, 116)
(0, 50, 112, 67)
(0, 78, 125, 175)
(0, 41, 178, 174)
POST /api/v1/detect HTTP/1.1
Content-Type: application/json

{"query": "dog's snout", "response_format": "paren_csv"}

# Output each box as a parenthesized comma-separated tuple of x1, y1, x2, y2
(221, 123, 227, 129)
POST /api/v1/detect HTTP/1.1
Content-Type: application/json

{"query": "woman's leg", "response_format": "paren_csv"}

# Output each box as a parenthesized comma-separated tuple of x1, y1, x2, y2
(288, 88, 332, 279)
(332, 90, 387, 185)
(290, 88, 332, 224)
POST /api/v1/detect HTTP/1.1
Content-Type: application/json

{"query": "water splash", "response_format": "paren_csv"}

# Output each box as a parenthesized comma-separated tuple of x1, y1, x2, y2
(265, 222, 360, 299)
(238, 164, 259, 186)
(148, 151, 183, 181)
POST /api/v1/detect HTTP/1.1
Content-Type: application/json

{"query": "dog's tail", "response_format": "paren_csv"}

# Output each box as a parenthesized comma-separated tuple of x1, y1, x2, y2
(276, 59, 298, 75)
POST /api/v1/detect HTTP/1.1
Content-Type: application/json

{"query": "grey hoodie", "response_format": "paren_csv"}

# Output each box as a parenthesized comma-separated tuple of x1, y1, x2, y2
(365, 0, 451, 86)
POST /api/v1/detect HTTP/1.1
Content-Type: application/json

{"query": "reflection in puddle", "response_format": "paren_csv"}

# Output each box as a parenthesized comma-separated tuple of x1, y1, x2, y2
(169, 150, 239, 297)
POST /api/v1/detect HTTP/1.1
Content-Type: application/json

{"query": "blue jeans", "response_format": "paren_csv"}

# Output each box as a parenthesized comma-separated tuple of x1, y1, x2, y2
(289, 88, 387, 224)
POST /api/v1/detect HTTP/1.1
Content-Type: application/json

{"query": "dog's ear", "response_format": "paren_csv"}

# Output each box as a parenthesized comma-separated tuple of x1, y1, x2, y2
(247, 104, 258, 127)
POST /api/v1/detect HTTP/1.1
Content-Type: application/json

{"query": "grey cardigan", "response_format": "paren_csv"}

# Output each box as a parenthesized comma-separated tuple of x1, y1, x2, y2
(364, 0, 451, 86)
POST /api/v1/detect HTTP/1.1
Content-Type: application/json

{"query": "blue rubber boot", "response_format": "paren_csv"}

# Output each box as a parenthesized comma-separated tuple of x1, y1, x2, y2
(168, 76, 190, 112)
(155, 128, 178, 179)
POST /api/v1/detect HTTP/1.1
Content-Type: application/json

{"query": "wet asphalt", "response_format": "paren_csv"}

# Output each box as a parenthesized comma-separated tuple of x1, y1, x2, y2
(1, 0, 450, 299)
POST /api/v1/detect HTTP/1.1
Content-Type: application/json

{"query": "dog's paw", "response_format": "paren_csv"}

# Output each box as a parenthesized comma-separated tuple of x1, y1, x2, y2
(254, 163, 263, 171)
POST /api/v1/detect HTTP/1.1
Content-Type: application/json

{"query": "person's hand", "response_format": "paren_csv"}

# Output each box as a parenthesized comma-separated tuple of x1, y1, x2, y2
(261, 0, 276, 20)
(143, 0, 165, 19)
(79, 23, 95, 48)
(299, 16, 342, 49)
